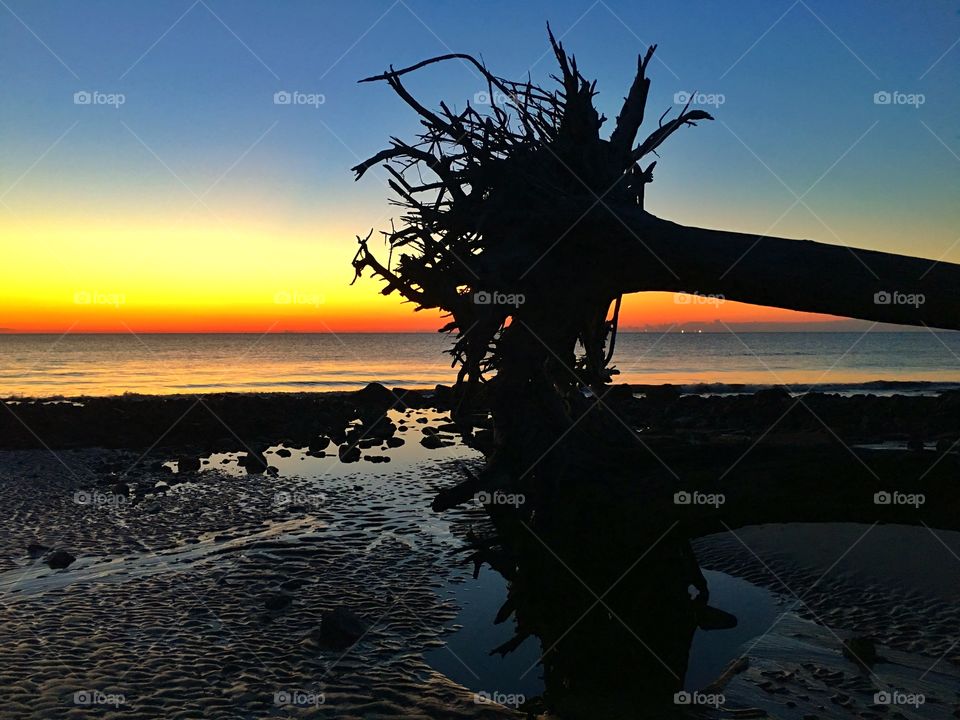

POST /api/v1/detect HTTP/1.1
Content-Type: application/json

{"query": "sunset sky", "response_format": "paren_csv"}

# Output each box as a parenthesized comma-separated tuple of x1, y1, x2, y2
(2, 0, 958, 333)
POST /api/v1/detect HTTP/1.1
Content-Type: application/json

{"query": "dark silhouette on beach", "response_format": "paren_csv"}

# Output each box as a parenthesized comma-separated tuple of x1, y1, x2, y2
(351, 29, 960, 717)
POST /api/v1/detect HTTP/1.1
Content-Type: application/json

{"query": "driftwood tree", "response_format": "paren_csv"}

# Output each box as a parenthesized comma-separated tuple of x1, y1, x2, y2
(353, 29, 960, 478)
(352, 29, 960, 717)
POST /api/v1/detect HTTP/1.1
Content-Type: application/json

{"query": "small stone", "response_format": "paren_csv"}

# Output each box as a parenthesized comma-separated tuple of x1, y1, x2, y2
(338, 444, 361, 463)
(45, 549, 76, 570)
(27, 543, 50, 559)
(177, 456, 201, 473)
(318, 607, 369, 648)
(238, 452, 269, 473)
(264, 593, 293, 612)
(309, 436, 331, 452)
(420, 434, 444, 449)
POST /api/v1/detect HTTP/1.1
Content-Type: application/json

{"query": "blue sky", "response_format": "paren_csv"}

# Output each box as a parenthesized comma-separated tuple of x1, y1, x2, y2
(2, 0, 959, 331)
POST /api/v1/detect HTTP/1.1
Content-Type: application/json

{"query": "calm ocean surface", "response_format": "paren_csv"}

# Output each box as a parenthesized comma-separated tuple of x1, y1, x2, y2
(1, 332, 959, 397)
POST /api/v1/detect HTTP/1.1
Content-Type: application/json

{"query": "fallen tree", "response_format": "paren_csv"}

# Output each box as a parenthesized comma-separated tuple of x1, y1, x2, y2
(351, 28, 960, 717)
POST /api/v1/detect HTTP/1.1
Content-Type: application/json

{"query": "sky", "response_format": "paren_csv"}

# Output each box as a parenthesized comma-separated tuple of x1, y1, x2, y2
(1, 0, 958, 333)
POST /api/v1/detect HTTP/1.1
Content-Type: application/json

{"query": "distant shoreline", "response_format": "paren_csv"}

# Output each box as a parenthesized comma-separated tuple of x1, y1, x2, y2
(4, 379, 960, 403)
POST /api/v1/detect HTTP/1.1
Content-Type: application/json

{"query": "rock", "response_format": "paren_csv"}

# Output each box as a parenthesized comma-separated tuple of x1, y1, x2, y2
(420, 434, 444, 449)
(238, 451, 268, 473)
(27, 542, 50, 559)
(338, 444, 361, 463)
(644, 384, 681, 405)
(362, 416, 397, 440)
(264, 593, 293, 612)
(154, 481, 170, 493)
(385, 436, 404, 448)
(421, 426, 438, 436)
(354, 382, 395, 409)
(45, 549, 76, 570)
(433, 384, 453, 405)
(842, 636, 882, 666)
(275, 448, 292, 458)
(177, 455, 201, 473)
(308, 436, 330, 452)
(471, 429, 494, 452)
(318, 607, 369, 648)
(754, 387, 792, 404)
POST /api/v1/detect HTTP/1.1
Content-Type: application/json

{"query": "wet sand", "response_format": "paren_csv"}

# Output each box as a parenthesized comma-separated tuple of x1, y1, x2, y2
(693, 525, 960, 718)
(0, 410, 522, 719)
(3, 388, 959, 718)
(694, 524, 960, 662)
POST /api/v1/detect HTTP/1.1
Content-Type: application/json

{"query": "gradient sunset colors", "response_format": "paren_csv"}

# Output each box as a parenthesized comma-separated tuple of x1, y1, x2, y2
(2, 1, 958, 333)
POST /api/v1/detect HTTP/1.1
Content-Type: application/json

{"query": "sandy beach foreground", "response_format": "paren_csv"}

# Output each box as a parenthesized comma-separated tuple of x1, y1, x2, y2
(2, 387, 959, 718)
(0, 413, 522, 719)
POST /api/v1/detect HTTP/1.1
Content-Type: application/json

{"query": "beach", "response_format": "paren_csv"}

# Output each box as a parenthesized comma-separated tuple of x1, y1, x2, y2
(0, 401, 524, 719)
(1, 386, 958, 717)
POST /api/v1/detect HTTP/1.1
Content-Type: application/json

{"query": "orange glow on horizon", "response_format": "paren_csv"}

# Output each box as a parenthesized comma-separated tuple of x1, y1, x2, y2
(2, 293, 834, 334)
(0, 216, 840, 333)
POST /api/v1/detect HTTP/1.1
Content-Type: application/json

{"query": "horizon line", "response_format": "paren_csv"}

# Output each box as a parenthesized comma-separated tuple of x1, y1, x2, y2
(0, 328, 946, 336)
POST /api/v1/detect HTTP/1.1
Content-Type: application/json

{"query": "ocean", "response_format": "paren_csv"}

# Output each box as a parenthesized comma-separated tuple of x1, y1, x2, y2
(1, 331, 959, 397)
